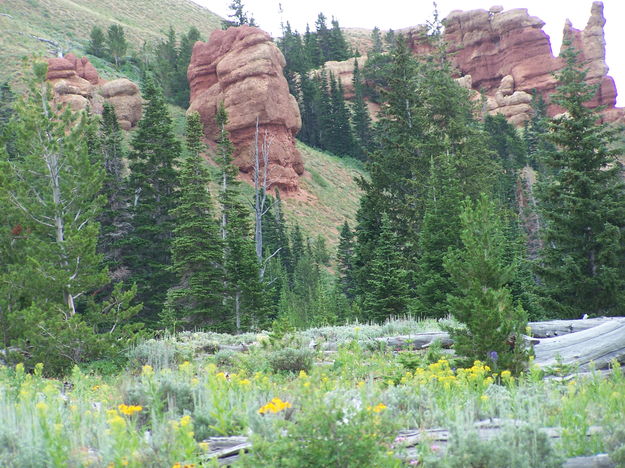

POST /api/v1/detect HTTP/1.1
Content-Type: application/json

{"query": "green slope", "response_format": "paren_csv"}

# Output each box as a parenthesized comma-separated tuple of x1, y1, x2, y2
(0, 0, 222, 84)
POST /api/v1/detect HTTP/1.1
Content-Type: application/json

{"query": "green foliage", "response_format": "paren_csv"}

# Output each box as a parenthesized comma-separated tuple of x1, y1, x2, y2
(106, 24, 128, 67)
(238, 394, 401, 468)
(224, 0, 256, 28)
(350, 59, 373, 159)
(164, 112, 223, 330)
(125, 76, 181, 323)
(444, 195, 528, 373)
(535, 42, 625, 318)
(437, 423, 563, 468)
(0, 67, 141, 374)
(86, 25, 107, 58)
(267, 347, 314, 374)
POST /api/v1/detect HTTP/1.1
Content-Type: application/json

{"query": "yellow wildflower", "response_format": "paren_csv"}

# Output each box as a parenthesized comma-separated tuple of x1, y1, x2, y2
(35, 401, 48, 412)
(142, 365, 154, 376)
(367, 403, 387, 413)
(118, 404, 143, 416)
(180, 415, 192, 427)
(480, 395, 489, 402)
(258, 398, 292, 414)
(198, 442, 210, 451)
(238, 378, 251, 386)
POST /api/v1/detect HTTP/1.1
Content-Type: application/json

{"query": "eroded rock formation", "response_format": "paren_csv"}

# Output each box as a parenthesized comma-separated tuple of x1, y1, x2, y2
(46, 53, 142, 130)
(187, 25, 304, 192)
(340, 1, 622, 125)
(406, 1, 622, 124)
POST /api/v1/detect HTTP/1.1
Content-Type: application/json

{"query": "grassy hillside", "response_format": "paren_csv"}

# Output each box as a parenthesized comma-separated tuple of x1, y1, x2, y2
(0, 0, 222, 84)
(281, 143, 364, 247)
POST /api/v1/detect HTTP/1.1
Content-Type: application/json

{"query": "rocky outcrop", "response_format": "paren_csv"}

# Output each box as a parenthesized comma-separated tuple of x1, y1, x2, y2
(339, 3, 622, 126)
(188, 25, 304, 192)
(398, 1, 623, 125)
(46, 54, 142, 130)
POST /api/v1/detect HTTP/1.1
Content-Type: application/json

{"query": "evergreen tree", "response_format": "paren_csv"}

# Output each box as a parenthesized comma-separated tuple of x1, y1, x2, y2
(444, 195, 527, 373)
(153, 27, 179, 101)
(370, 27, 384, 55)
(535, 43, 625, 318)
(329, 18, 350, 61)
(175, 27, 202, 107)
(106, 24, 128, 68)
(362, 214, 410, 322)
(314, 13, 331, 65)
(96, 103, 132, 279)
(336, 221, 356, 300)
(415, 154, 463, 318)
(215, 104, 267, 331)
(0, 66, 141, 373)
(163, 113, 223, 330)
(350, 59, 372, 160)
(0, 81, 16, 157)
(524, 93, 554, 170)
(87, 26, 107, 58)
(327, 73, 354, 156)
(125, 76, 181, 322)
(226, 0, 257, 27)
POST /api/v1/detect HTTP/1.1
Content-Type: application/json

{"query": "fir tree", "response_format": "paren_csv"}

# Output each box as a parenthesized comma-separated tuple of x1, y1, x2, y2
(444, 195, 527, 373)
(215, 104, 267, 331)
(362, 214, 410, 322)
(336, 221, 356, 300)
(350, 59, 372, 160)
(535, 43, 625, 318)
(87, 26, 107, 58)
(415, 154, 463, 318)
(163, 113, 223, 330)
(125, 76, 181, 322)
(370, 27, 383, 54)
(96, 103, 132, 279)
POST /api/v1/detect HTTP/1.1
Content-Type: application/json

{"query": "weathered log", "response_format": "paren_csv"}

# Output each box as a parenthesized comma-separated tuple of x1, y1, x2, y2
(374, 332, 452, 350)
(533, 319, 625, 370)
(202, 422, 611, 467)
(529, 318, 621, 338)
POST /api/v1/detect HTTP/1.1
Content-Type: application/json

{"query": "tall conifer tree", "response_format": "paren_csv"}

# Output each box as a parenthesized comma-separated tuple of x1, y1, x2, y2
(163, 113, 223, 329)
(125, 76, 181, 322)
(536, 43, 625, 318)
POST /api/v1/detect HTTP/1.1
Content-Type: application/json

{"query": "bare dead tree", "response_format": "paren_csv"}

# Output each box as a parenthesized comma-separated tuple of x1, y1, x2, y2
(251, 117, 281, 280)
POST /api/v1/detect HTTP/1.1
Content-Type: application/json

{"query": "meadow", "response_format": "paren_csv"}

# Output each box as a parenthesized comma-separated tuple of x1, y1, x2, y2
(1, 318, 624, 467)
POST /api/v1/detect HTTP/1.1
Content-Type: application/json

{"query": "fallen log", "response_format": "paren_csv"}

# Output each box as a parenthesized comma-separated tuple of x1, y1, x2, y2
(374, 332, 452, 350)
(529, 318, 621, 338)
(533, 319, 625, 370)
(202, 421, 611, 467)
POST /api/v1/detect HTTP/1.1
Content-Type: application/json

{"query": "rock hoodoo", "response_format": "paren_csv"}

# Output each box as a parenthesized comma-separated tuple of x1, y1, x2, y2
(46, 53, 142, 130)
(403, 1, 622, 125)
(187, 25, 304, 192)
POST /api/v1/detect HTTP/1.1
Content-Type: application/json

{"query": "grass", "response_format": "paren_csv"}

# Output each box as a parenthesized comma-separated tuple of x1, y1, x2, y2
(1, 318, 624, 466)
(280, 142, 365, 247)
(0, 0, 222, 85)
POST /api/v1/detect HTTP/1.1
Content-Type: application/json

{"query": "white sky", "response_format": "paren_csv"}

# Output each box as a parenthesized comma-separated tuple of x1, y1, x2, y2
(193, 0, 624, 106)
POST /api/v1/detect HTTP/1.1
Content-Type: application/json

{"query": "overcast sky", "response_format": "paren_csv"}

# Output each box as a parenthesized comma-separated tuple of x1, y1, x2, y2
(193, 0, 624, 106)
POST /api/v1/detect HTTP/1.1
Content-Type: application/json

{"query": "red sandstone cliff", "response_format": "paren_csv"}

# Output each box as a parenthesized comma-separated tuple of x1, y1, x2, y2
(46, 53, 142, 130)
(187, 26, 304, 192)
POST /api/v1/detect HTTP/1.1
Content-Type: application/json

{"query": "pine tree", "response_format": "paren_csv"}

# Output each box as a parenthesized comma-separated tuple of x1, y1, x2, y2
(444, 195, 527, 373)
(370, 27, 384, 54)
(162, 113, 223, 330)
(125, 76, 181, 322)
(327, 74, 354, 156)
(415, 154, 463, 318)
(226, 0, 256, 27)
(0, 66, 140, 373)
(106, 24, 128, 68)
(535, 42, 625, 318)
(350, 59, 372, 160)
(96, 103, 132, 279)
(362, 214, 410, 322)
(175, 27, 202, 107)
(336, 221, 356, 300)
(87, 26, 107, 58)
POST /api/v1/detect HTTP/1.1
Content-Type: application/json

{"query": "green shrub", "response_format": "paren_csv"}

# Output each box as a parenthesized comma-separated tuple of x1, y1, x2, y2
(267, 348, 313, 374)
(214, 349, 237, 367)
(127, 339, 181, 371)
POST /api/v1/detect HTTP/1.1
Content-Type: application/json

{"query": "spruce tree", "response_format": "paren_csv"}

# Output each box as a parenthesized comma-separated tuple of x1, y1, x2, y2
(370, 27, 384, 54)
(336, 221, 356, 300)
(535, 43, 625, 318)
(362, 214, 410, 322)
(125, 76, 181, 322)
(163, 113, 223, 330)
(415, 154, 463, 318)
(215, 104, 266, 331)
(350, 59, 372, 160)
(96, 103, 132, 279)
(444, 195, 527, 373)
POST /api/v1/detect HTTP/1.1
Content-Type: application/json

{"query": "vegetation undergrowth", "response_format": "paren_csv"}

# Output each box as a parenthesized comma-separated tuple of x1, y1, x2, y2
(1, 319, 623, 467)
